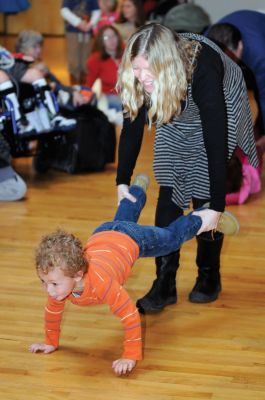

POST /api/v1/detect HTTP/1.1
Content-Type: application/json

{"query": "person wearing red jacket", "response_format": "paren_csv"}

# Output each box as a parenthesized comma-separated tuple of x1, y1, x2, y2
(86, 25, 124, 112)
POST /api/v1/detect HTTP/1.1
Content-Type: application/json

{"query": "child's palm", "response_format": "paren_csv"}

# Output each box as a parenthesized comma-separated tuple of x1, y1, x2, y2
(112, 358, 136, 375)
(29, 343, 57, 354)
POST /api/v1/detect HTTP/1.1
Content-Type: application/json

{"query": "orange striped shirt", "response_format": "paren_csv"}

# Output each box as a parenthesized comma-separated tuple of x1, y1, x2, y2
(44, 231, 142, 360)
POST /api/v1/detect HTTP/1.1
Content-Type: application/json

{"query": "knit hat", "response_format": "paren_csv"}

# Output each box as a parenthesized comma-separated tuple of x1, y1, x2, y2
(163, 3, 211, 33)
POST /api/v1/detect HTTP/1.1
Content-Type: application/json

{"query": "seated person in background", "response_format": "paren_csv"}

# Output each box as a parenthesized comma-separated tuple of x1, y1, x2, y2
(207, 23, 263, 205)
(15, 30, 92, 110)
(225, 147, 262, 206)
(86, 25, 124, 121)
(0, 129, 27, 201)
(0, 50, 35, 135)
(156, 1, 211, 34)
(29, 175, 239, 375)
(14, 32, 116, 174)
(93, 0, 120, 35)
(0, 45, 76, 133)
(207, 22, 263, 138)
(113, 0, 146, 42)
(147, 0, 188, 22)
(211, 10, 265, 153)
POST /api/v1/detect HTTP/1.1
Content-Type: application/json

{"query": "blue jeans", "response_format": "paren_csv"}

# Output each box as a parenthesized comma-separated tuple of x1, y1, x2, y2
(93, 186, 202, 257)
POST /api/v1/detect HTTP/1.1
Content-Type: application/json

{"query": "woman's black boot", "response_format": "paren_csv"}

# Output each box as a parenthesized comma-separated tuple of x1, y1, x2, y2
(189, 232, 224, 303)
(136, 251, 180, 313)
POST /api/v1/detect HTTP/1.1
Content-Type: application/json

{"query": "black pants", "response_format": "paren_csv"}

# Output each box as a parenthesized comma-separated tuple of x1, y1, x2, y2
(155, 186, 210, 228)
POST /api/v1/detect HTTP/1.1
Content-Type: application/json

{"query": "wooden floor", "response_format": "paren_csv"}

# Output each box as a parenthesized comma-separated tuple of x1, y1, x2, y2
(1, 37, 265, 400)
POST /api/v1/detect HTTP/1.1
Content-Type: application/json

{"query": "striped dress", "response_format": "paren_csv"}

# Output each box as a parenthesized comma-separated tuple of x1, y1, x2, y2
(154, 33, 258, 209)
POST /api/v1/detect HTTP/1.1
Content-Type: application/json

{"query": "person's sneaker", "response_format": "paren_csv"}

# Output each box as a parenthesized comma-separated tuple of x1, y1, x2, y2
(50, 115, 76, 131)
(216, 210, 240, 235)
(132, 174, 150, 192)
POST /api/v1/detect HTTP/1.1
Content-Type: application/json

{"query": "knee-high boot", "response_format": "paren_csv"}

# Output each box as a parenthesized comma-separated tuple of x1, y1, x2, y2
(189, 232, 223, 303)
(136, 251, 180, 313)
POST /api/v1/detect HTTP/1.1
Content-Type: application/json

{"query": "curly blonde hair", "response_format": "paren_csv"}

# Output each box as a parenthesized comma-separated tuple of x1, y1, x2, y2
(35, 229, 88, 277)
(117, 22, 201, 127)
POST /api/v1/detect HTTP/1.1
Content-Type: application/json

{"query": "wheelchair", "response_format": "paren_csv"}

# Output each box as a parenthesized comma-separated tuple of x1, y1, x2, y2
(1, 82, 74, 171)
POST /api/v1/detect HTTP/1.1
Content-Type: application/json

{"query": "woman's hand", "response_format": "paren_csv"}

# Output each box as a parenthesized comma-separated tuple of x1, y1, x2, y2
(77, 20, 89, 32)
(21, 55, 34, 62)
(77, 20, 92, 32)
(112, 358, 136, 375)
(29, 343, 57, 354)
(193, 209, 221, 235)
(117, 184, 137, 205)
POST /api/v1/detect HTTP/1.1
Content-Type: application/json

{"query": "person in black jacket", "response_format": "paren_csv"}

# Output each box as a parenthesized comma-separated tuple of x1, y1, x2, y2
(115, 23, 257, 313)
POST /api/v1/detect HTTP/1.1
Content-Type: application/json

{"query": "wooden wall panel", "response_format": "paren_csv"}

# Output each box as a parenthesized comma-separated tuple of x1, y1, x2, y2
(0, 13, 3, 32)
(1, 0, 64, 35)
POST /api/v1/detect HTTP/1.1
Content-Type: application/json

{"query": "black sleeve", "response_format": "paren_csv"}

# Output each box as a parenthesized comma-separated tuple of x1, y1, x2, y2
(116, 105, 146, 185)
(192, 43, 227, 212)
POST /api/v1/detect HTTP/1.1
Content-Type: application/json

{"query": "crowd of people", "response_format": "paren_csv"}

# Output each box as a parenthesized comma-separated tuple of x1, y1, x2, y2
(1, 0, 265, 376)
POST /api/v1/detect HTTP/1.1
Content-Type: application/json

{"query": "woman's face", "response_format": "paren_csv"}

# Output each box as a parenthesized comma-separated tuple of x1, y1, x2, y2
(122, 0, 136, 22)
(132, 55, 155, 93)
(24, 43, 42, 60)
(102, 28, 119, 54)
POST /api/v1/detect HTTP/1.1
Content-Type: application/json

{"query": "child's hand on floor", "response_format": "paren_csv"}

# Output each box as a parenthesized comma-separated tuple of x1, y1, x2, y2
(112, 358, 136, 375)
(29, 343, 57, 354)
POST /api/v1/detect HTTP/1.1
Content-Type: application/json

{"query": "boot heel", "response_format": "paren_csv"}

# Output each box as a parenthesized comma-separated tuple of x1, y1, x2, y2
(136, 252, 179, 314)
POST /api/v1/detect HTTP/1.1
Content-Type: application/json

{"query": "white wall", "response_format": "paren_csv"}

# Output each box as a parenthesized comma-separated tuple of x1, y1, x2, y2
(193, 0, 265, 23)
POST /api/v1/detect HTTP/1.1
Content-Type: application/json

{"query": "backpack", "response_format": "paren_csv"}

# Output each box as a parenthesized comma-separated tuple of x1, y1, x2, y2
(33, 104, 116, 174)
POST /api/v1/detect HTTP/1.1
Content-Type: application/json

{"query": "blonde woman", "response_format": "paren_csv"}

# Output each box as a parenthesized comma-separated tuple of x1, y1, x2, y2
(116, 23, 257, 313)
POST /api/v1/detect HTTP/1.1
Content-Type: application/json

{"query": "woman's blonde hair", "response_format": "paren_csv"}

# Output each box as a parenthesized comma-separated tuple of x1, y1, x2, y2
(117, 22, 201, 126)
